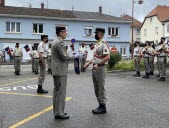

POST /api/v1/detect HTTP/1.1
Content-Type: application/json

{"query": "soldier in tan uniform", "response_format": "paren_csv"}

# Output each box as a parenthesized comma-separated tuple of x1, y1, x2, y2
(84, 28, 110, 114)
(47, 44, 52, 74)
(13, 43, 23, 75)
(51, 26, 75, 119)
(142, 41, 154, 79)
(133, 41, 141, 77)
(156, 37, 168, 81)
(78, 42, 88, 72)
(37, 35, 48, 93)
(32, 47, 39, 74)
(29, 47, 35, 73)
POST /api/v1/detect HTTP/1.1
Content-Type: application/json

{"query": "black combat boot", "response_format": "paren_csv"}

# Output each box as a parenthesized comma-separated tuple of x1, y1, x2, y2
(158, 77, 165, 81)
(150, 71, 154, 76)
(55, 114, 70, 120)
(156, 74, 160, 77)
(144, 73, 149, 79)
(135, 71, 140, 77)
(36, 70, 39, 74)
(15, 71, 18, 75)
(15, 71, 20, 75)
(92, 104, 106, 114)
(37, 86, 48, 93)
(48, 69, 50, 74)
(83, 68, 86, 72)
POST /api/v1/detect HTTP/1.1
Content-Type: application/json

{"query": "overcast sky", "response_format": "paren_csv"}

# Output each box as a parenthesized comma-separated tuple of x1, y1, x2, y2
(5, 0, 169, 22)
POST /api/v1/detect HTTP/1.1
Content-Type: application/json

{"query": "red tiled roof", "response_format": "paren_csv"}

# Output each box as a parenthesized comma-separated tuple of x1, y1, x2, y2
(146, 5, 169, 22)
(120, 14, 142, 28)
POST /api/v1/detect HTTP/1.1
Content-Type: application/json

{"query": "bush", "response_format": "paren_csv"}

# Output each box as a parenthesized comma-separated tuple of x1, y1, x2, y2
(113, 59, 145, 71)
(108, 52, 122, 69)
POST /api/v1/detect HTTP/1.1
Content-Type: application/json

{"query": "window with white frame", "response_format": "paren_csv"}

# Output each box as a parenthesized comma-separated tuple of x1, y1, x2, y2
(84, 26, 93, 36)
(167, 24, 169, 33)
(155, 27, 159, 35)
(6, 22, 21, 33)
(136, 38, 140, 41)
(120, 47, 126, 56)
(33, 24, 43, 34)
(136, 29, 140, 34)
(108, 27, 119, 37)
(144, 29, 147, 36)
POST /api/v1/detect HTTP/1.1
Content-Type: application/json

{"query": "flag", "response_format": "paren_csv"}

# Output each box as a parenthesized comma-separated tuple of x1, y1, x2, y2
(5, 47, 11, 54)
(74, 58, 80, 74)
(24, 45, 30, 52)
(4, 47, 9, 53)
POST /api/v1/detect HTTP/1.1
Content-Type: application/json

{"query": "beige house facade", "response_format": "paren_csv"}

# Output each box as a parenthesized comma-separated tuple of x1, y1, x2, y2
(141, 5, 169, 45)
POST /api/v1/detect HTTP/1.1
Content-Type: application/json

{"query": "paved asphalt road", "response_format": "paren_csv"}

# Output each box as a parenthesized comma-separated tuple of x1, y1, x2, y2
(1, 64, 169, 128)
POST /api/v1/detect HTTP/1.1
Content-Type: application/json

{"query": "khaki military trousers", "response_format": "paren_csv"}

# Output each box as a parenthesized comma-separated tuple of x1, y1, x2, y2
(92, 65, 107, 105)
(47, 56, 52, 70)
(53, 75, 67, 116)
(34, 58, 39, 71)
(134, 56, 140, 72)
(37, 59, 46, 86)
(159, 56, 167, 77)
(14, 56, 21, 71)
(157, 57, 161, 74)
(144, 57, 150, 73)
(149, 57, 154, 73)
(80, 55, 86, 69)
(32, 59, 34, 71)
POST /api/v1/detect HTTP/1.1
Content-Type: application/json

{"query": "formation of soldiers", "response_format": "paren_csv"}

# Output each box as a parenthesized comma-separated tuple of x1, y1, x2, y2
(133, 37, 169, 81)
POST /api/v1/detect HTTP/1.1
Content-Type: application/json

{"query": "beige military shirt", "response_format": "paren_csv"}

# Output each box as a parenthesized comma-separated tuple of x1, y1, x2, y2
(13, 48, 22, 57)
(33, 50, 39, 58)
(147, 46, 155, 58)
(158, 44, 168, 56)
(37, 41, 47, 58)
(47, 48, 52, 56)
(134, 46, 140, 56)
(79, 47, 88, 55)
(92, 39, 110, 64)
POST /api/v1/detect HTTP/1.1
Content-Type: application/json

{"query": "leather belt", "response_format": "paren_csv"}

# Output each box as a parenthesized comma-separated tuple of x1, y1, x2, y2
(93, 63, 105, 66)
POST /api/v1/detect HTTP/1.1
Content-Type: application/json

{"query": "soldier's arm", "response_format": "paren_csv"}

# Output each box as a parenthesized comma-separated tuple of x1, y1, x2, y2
(99, 54, 110, 65)
(39, 52, 44, 64)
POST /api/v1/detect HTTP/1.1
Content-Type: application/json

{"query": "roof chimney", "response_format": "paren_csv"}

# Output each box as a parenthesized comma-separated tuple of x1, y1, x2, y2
(29, 3, 32, 8)
(0, 0, 5, 6)
(99, 6, 102, 14)
(41, 2, 44, 9)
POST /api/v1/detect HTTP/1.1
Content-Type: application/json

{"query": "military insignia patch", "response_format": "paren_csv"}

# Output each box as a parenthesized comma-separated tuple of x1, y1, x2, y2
(105, 49, 107, 52)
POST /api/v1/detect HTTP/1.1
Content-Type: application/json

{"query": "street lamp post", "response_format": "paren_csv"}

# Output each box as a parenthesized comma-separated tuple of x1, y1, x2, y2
(47, 0, 48, 8)
(131, 0, 143, 59)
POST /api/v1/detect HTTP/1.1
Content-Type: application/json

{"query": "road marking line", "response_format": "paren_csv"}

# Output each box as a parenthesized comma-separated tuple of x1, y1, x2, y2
(0, 92, 52, 98)
(9, 97, 72, 128)
(6, 78, 37, 81)
(0, 78, 38, 87)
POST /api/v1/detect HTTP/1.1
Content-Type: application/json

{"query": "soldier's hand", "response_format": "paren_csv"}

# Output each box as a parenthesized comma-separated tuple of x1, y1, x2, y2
(92, 64, 99, 70)
(84, 63, 89, 69)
